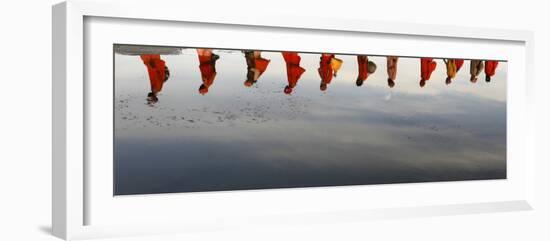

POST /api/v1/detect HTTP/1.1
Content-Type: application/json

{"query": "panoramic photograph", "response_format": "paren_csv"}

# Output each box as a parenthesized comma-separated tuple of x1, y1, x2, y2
(113, 44, 507, 195)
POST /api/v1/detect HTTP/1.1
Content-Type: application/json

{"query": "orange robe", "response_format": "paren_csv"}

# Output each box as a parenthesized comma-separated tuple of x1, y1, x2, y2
(445, 59, 457, 79)
(140, 54, 166, 94)
(245, 51, 270, 83)
(485, 60, 499, 77)
(357, 55, 369, 81)
(318, 54, 334, 84)
(387, 57, 398, 81)
(254, 57, 270, 76)
(198, 55, 216, 87)
(420, 58, 437, 81)
(282, 52, 306, 88)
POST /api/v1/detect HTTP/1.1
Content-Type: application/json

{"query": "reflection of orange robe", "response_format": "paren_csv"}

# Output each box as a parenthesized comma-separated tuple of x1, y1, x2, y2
(198, 55, 216, 87)
(254, 57, 270, 76)
(485, 60, 499, 77)
(445, 59, 458, 79)
(357, 55, 368, 81)
(282, 52, 306, 88)
(455, 59, 464, 72)
(387, 57, 398, 81)
(318, 54, 334, 84)
(140, 54, 166, 93)
(420, 58, 437, 80)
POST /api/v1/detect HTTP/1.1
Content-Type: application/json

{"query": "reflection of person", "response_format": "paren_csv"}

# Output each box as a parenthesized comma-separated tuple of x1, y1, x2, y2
(140, 54, 170, 104)
(469, 60, 484, 83)
(243, 50, 270, 87)
(443, 59, 459, 85)
(318, 54, 335, 91)
(484, 60, 499, 82)
(356, 55, 376, 86)
(386, 56, 398, 88)
(419, 58, 437, 87)
(282, 52, 306, 95)
(196, 49, 219, 95)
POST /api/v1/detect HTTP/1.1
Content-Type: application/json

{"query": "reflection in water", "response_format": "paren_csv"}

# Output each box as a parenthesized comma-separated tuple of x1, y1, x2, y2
(318, 53, 335, 91)
(443, 59, 464, 85)
(282, 52, 306, 95)
(197, 49, 219, 95)
(115, 45, 507, 195)
(136, 51, 503, 101)
(485, 60, 499, 82)
(140, 54, 169, 105)
(356, 55, 376, 87)
(243, 51, 271, 87)
(470, 60, 484, 83)
(386, 56, 399, 88)
(420, 58, 437, 87)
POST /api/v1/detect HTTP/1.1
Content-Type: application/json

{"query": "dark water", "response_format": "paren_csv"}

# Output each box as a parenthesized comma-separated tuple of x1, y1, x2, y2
(114, 46, 506, 195)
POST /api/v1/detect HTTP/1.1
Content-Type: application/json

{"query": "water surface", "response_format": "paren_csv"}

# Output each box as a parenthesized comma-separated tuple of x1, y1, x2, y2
(114, 46, 507, 195)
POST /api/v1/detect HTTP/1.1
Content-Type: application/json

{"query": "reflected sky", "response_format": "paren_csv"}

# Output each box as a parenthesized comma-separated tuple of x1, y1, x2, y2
(114, 45, 506, 195)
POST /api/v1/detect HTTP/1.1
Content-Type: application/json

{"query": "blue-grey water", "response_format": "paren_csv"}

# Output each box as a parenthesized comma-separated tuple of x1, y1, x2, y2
(114, 46, 506, 195)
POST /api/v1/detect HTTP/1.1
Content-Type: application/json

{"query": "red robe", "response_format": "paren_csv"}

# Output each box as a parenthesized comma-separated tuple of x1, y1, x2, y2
(357, 55, 369, 81)
(455, 59, 464, 72)
(420, 58, 437, 81)
(140, 54, 166, 93)
(282, 52, 306, 88)
(485, 60, 499, 77)
(254, 57, 270, 76)
(318, 54, 334, 84)
(198, 55, 216, 87)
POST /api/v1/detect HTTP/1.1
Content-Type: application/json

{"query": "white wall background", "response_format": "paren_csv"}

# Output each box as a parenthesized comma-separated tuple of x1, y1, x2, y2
(1, 0, 548, 240)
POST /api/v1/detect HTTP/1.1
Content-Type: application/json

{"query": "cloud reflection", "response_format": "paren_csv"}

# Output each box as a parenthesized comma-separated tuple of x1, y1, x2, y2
(114, 45, 506, 195)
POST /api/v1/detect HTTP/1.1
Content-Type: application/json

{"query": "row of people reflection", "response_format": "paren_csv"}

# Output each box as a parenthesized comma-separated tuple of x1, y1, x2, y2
(139, 49, 500, 104)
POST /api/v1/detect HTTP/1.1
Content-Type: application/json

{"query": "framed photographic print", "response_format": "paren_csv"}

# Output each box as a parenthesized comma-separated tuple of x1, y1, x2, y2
(52, 0, 535, 240)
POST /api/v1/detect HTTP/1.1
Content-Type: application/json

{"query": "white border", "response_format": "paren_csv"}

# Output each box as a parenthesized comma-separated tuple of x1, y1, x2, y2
(52, 1, 535, 240)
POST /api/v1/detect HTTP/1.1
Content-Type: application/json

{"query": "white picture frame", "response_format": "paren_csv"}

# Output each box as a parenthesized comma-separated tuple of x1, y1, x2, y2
(52, 0, 536, 240)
